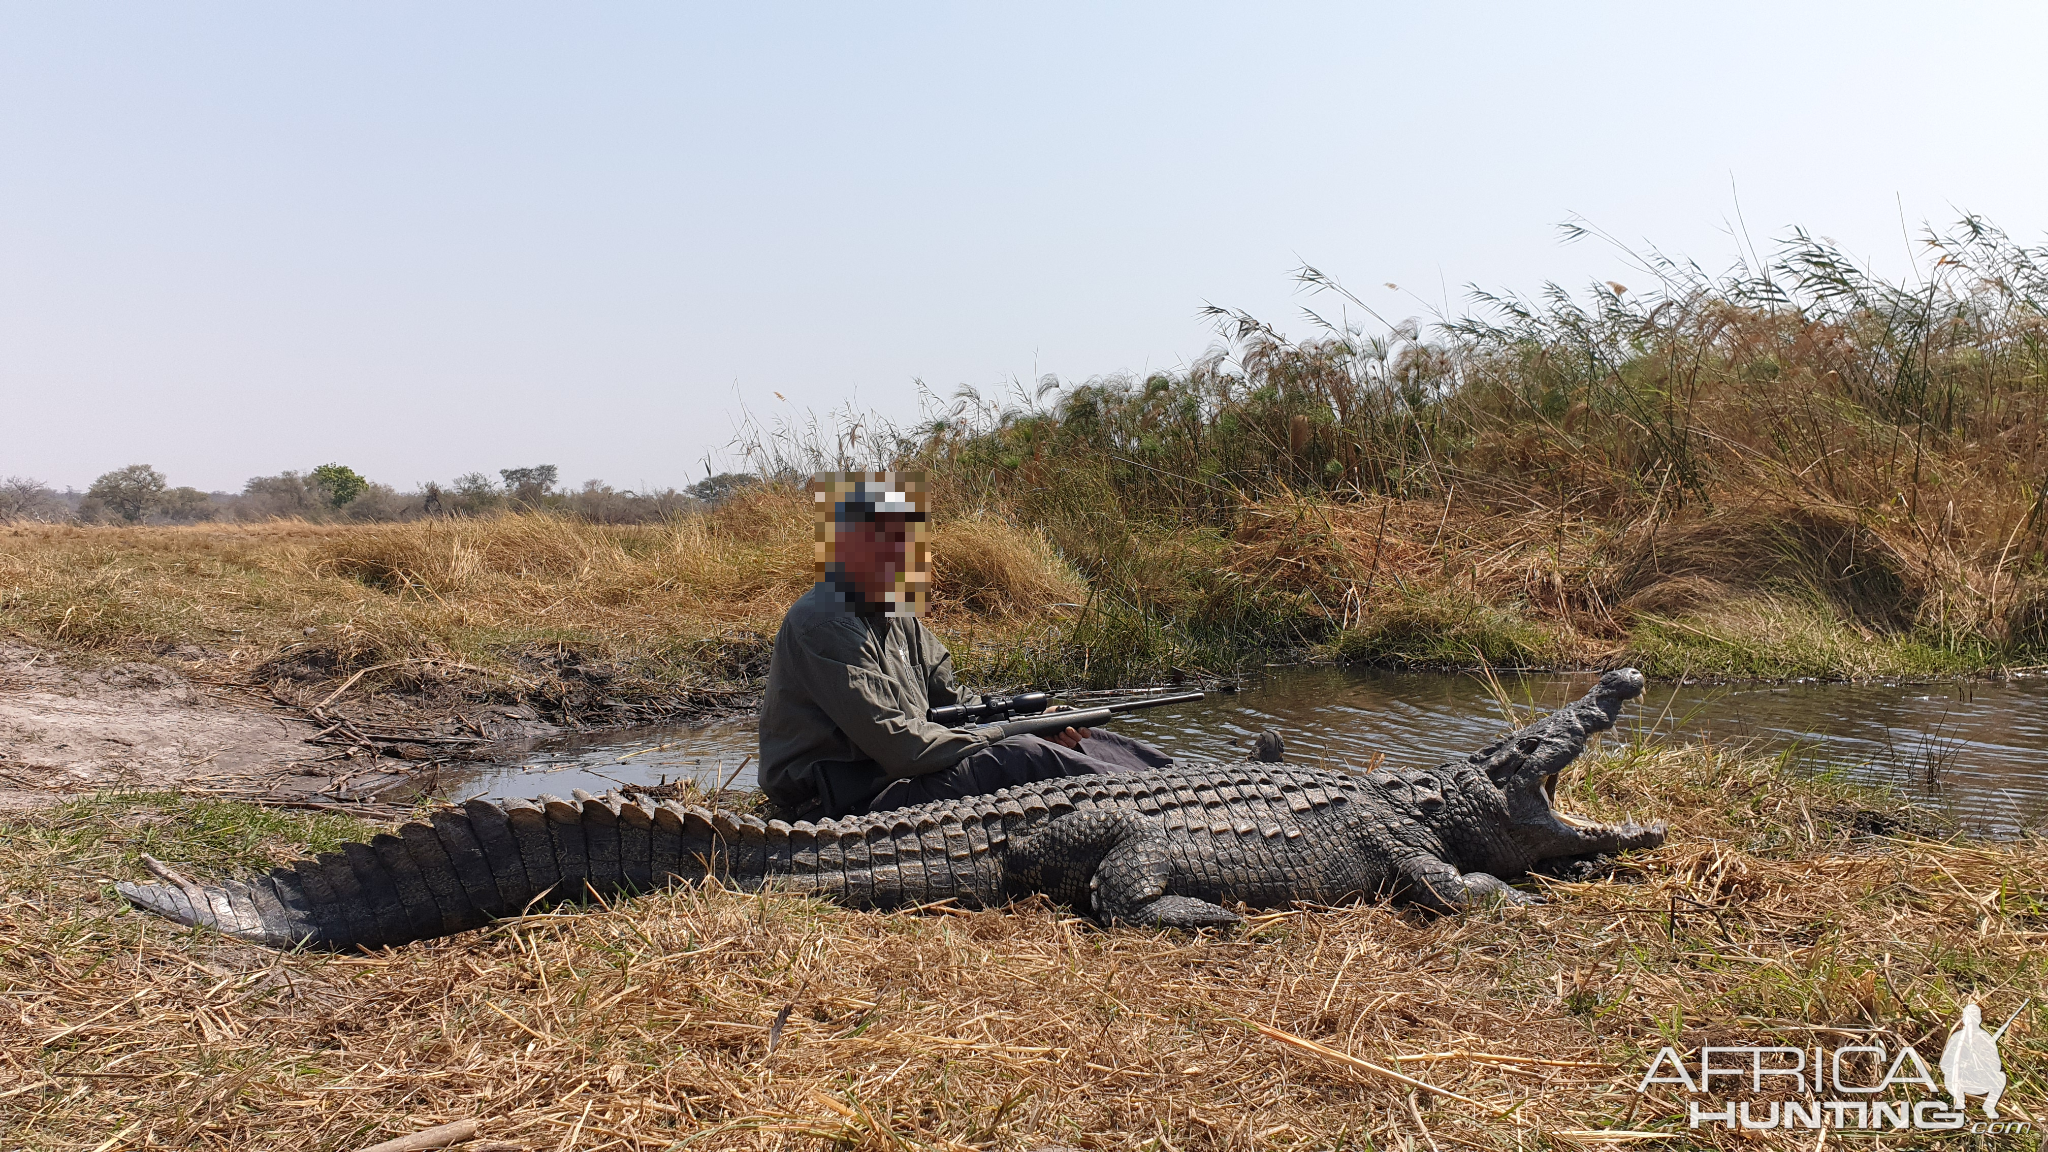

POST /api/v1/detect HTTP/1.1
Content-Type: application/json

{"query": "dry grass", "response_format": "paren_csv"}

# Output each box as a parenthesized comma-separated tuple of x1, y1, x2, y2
(927, 513, 1087, 621)
(1, 476, 2020, 701)
(0, 494, 1097, 721)
(1218, 492, 2007, 677)
(4, 744, 2042, 1150)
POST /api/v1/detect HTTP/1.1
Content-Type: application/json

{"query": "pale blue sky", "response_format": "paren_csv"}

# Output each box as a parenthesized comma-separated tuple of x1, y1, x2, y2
(5, 3, 2046, 493)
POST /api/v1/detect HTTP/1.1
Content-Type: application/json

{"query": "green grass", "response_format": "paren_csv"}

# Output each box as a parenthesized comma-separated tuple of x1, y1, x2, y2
(1620, 595, 2018, 680)
(29, 792, 380, 882)
(1331, 589, 1557, 669)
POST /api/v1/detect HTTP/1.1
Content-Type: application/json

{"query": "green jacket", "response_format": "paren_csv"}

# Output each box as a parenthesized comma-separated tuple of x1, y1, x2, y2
(757, 583, 987, 816)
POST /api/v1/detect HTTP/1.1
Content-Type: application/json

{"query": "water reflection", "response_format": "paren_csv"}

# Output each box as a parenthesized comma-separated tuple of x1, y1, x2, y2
(429, 669, 2048, 836)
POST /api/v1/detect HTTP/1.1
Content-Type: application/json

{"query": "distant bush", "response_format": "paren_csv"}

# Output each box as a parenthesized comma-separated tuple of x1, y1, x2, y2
(686, 472, 759, 506)
(309, 464, 369, 508)
(451, 472, 504, 515)
(154, 487, 217, 523)
(561, 479, 694, 524)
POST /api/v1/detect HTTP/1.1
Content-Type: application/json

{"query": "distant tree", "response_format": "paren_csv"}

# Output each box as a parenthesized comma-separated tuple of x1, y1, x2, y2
(0, 476, 68, 522)
(451, 472, 503, 515)
(239, 472, 320, 519)
(687, 472, 759, 505)
(499, 465, 558, 505)
(419, 481, 444, 515)
(309, 463, 369, 508)
(87, 464, 167, 523)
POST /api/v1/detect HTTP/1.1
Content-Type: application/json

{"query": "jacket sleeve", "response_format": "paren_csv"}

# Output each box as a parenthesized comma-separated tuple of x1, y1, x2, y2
(923, 640, 979, 711)
(795, 621, 990, 780)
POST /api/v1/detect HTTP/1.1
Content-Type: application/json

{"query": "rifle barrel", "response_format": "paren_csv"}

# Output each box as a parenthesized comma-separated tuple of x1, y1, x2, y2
(986, 690, 1203, 741)
(1101, 690, 1205, 714)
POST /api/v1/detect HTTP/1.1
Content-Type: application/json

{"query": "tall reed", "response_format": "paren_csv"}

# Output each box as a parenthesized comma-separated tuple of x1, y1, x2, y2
(898, 216, 2048, 671)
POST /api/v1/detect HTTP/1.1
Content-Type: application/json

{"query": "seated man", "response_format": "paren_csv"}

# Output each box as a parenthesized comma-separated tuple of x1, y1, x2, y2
(758, 470, 1173, 820)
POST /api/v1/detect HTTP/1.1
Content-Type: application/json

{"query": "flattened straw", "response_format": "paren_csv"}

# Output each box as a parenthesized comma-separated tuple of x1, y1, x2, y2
(1393, 1049, 1609, 1069)
(88, 1119, 142, 1152)
(484, 1000, 550, 1045)
(312, 658, 531, 713)
(1405, 1091, 1443, 1152)
(1239, 1020, 1527, 1124)
(557, 1101, 592, 1152)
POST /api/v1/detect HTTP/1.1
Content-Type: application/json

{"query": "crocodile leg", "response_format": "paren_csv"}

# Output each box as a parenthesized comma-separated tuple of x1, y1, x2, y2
(1004, 810, 1241, 929)
(1397, 852, 1538, 912)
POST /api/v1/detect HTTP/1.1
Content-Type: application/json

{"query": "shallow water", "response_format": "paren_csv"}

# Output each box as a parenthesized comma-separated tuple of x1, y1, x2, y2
(425, 669, 2048, 836)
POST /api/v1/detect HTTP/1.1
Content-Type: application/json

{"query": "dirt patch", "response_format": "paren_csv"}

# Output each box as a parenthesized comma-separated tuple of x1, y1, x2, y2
(0, 642, 322, 808)
(0, 640, 748, 810)
(0, 642, 449, 810)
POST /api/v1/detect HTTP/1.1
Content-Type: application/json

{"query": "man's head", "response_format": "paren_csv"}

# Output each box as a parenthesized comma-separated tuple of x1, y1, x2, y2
(812, 471, 929, 616)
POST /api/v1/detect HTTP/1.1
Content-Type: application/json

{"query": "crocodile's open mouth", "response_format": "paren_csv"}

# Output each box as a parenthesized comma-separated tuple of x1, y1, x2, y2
(1511, 752, 1666, 857)
(1543, 773, 1595, 827)
(1504, 740, 1664, 857)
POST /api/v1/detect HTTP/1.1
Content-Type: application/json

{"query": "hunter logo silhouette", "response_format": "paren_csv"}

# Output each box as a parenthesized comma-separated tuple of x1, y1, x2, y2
(1941, 1001, 2023, 1119)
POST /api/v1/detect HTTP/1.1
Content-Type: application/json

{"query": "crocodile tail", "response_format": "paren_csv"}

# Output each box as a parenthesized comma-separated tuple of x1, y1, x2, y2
(116, 791, 791, 950)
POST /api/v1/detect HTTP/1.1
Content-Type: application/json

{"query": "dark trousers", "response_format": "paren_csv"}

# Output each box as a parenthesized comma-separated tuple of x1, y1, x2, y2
(862, 729, 1173, 815)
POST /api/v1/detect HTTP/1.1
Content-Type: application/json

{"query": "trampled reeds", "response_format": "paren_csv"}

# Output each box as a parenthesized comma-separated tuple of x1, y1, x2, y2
(3, 742, 2042, 1150)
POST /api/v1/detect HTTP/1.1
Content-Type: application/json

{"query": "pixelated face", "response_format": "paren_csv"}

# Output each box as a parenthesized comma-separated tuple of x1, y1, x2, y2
(811, 470, 929, 616)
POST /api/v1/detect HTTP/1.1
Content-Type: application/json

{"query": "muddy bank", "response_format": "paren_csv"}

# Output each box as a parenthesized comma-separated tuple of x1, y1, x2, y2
(0, 643, 577, 810)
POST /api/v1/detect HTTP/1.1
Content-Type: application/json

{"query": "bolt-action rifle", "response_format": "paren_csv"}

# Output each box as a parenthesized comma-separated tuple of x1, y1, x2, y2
(929, 690, 1205, 742)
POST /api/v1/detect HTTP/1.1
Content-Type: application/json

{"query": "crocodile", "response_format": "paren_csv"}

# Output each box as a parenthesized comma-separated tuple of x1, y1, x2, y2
(117, 669, 1662, 949)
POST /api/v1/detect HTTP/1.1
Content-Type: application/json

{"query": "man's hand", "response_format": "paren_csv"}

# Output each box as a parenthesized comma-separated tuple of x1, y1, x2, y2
(1044, 703, 1090, 751)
